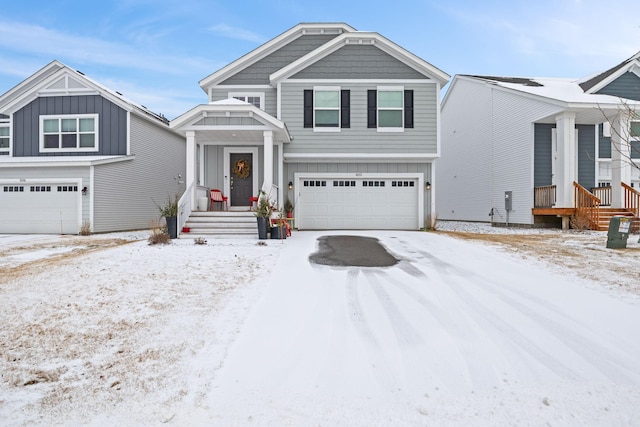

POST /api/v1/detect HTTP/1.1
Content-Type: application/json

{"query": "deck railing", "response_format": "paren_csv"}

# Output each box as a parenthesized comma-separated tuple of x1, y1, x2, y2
(177, 182, 194, 236)
(622, 182, 640, 217)
(591, 186, 611, 206)
(534, 185, 556, 207)
(574, 181, 600, 230)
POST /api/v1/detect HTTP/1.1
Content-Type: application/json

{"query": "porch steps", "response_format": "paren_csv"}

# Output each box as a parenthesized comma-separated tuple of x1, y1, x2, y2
(180, 211, 258, 238)
(596, 208, 637, 231)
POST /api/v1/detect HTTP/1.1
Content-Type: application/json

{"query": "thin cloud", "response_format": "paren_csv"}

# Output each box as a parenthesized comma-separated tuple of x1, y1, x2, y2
(0, 21, 214, 77)
(208, 24, 266, 44)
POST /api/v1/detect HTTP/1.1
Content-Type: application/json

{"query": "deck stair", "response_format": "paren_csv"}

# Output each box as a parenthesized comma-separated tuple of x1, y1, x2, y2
(596, 208, 638, 232)
(180, 211, 257, 238)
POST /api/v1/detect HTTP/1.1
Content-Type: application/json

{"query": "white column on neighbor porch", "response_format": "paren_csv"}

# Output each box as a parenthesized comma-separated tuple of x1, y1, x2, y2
(554, 112, 577, 207)
(186, 131, 196, 205)
(611, 113, 632, 208)
(263, 130, 274, 197)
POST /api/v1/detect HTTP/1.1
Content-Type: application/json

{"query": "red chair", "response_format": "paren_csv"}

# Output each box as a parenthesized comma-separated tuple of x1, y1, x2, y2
(249, 196, 258, 210)
(210, 189, 228, 211)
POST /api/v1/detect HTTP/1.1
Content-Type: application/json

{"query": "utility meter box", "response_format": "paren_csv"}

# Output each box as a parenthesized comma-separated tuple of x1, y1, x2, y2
(606, 216, 631, 249)
(505, 191, 512, 211)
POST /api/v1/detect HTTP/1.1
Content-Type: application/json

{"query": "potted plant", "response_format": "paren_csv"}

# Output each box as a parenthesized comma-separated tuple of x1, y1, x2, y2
(253, 190, 272, 240)
(270, 210, 287, 240)
(155, 193, 179, 239)
(284, 198, 294, 219)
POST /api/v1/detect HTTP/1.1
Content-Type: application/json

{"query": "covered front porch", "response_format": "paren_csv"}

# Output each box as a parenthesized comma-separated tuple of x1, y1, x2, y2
(533, 182, 640, 230)
(170, 99, 291, 234)
(532, 106, 639, 230)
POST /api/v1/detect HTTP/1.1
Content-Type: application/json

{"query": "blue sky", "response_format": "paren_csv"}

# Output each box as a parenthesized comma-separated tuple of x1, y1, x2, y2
(1, 0, 639, 119)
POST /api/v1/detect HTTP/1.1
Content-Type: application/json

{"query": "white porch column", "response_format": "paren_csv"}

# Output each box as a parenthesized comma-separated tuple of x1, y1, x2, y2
(186, 131, 196, 204)
(263, 130, 274, 196)
(555, 112, 576, 207)
(611, 113, 632, 208)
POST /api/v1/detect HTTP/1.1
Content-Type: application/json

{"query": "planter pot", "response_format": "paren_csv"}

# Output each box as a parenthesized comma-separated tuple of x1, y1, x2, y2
(286, 211, 293, 219)
(256, 217, 269, 240)
(270, 224, 286, 240)
(165, 216, 177, 239)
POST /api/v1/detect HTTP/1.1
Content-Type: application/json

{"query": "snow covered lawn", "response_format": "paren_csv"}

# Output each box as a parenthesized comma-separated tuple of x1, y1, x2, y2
(1, 225, 639, 426)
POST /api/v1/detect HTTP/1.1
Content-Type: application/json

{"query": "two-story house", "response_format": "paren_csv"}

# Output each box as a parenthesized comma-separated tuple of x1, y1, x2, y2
(171, 23, 449, 233)
(437, 52, 640, 230)
(0, 61, 185, 234)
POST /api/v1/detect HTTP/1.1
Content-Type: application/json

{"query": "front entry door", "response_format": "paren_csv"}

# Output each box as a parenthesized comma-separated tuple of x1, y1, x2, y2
(229, 153, 253, 207)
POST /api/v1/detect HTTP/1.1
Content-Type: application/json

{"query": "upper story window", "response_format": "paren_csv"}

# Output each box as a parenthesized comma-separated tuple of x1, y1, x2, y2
(229, 92, 264, 110)
(40, 114, 99, 153)
(0, 120, 9, 153)
(368, 87, 414, 132)
(303, 87, 350, 131)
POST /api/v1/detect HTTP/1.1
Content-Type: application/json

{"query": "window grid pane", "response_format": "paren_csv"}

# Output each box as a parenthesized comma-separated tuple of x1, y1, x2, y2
(61, 134, 77, 148)
(631, 121, 640, 138)
(43, 119, 58, 133)
(79, 118, 94, 132)
(379, 110, 402, 127)
(378, 91, 402, 108)
(79, 134, 95, 147)
(44, 134, 59, 149)
(61, 119, 77, 132)
(315, 110, 339, 126)
(315, 91, 339, 108)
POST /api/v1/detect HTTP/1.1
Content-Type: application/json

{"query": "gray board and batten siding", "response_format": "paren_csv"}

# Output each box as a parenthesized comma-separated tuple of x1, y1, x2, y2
(534, 123, 596, 190)
(92, 114, 185, 233)
(220, 34, 338, 86)
(281, 81, 438, 154)
(12, 95, 127, 157)
(596, 72, 640, 101)
(291, 45, 428, 80)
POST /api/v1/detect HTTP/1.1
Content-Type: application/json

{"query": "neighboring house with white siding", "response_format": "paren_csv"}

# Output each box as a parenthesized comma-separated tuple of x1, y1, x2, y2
(437, 52, 640, 230)
(171, 23, 450, 231)
(0, 60, 185, 234)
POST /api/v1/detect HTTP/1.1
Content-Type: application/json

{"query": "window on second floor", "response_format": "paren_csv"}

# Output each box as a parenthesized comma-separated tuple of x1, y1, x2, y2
(368, 87, 414, 131)
(40, 114, 99, 153)
(229, 92, 264, 110)
(304, 87, 350, 131)
(0, 121, 9, 153)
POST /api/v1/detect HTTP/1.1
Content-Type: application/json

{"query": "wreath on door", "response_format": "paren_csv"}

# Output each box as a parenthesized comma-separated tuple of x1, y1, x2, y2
(233, 159, 251, 179)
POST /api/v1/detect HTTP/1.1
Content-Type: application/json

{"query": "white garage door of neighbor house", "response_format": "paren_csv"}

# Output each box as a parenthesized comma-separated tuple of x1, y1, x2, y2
(298, 177, 420, 229)
(0, 183, 80, 234)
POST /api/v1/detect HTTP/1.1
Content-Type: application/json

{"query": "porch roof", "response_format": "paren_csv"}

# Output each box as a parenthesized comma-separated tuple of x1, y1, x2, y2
(170, 99, 291, 143)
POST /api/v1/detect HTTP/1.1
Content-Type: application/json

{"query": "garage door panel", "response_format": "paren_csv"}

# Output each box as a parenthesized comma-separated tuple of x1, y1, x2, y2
(0, 183, 79, 234)
(299, 177, 419, 230)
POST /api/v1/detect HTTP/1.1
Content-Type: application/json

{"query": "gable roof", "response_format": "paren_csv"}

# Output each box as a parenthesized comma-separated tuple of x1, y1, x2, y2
(0, 60, 169, 125)
(199, 23, 356, 90)
(578, 51, 640, 93)
(269, 31, 450, 86)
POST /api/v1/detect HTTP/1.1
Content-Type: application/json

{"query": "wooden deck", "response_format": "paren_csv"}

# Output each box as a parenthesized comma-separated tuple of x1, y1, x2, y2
(531, 207, 575, 216)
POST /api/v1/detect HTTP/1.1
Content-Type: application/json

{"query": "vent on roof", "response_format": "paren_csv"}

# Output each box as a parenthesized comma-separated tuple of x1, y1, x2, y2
(76, 70, 84, 75)
(470, 75, 544, 87)
(116, 91, 123, 96)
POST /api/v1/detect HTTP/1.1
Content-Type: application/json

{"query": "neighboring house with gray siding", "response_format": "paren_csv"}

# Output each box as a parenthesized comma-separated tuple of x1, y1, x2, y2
(171, 23, 449, 230)
(0, 60, 185, 234)
(438, 51, 640, 229)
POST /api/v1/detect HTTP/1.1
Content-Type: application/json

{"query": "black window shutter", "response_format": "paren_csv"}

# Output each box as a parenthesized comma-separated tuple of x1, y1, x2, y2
(341, 90, 350, 128)
(404, 90, 414, 128)
(367, 90, 377, 128)
(303, 90, 313, 128)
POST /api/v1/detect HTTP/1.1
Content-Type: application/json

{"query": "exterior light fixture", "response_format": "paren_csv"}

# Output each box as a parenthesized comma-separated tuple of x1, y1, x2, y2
(288, 181, 293, 190)
(82, 186, 88, 195)
(425, 182, 431, 191)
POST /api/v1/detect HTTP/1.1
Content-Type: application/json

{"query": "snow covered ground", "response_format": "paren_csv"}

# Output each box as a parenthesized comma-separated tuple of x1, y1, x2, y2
(1, 223, 639, 426)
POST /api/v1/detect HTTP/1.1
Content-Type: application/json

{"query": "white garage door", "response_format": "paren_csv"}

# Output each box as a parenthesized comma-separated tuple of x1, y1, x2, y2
(298, 177, 420, 230)
(0, 183, 80, 234)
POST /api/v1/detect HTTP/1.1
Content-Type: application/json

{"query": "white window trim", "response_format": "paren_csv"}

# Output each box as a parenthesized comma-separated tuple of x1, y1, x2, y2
(39, 114, 99, 153)
(313, 85, 341, 132)
(0, 119, 10, 154)
(377, 85, 404, 133)
(228, 92, 265, 110)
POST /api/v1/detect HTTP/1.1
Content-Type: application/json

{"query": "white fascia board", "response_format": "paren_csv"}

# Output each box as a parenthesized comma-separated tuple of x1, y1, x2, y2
(199, 23, 356, 90)
(270, 32, 450, 86)
(283, 153, 438, 163)
(171, 103, 287, 130)
(0, 155, 135, 168)
(585, 59, 640, 94)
